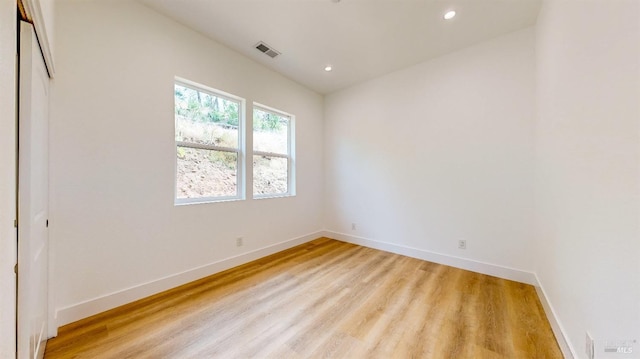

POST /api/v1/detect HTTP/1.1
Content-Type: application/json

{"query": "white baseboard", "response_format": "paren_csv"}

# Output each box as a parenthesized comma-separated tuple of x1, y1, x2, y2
(534, 275, 577, 359)
(324, 231, 577, 357)
(55, 230, 576, 359)
(323, 231, 537, 285)
(55, 231, 323, 328)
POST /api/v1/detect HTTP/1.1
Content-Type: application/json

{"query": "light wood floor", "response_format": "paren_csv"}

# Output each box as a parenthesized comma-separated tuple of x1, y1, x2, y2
(45, 238, 562, 358)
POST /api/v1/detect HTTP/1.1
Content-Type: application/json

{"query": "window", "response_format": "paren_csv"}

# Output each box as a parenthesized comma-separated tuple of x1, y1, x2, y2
(174, 80, 244, 204)
(253, 105, 294, 198)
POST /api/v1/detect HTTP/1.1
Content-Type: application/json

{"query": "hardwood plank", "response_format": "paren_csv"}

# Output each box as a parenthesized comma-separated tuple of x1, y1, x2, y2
(44, 238, 563, 359)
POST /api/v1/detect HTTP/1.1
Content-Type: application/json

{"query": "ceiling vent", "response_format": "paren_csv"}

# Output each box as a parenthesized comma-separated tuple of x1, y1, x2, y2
(255, 41, 281, 59)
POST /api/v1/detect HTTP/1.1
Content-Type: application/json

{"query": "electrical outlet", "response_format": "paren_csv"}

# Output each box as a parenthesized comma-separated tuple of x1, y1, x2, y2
(458, 240, 467, 250)
(586, 332, 594, 359)
(351, 223, 356, 231)
(236, 237, 243, 247)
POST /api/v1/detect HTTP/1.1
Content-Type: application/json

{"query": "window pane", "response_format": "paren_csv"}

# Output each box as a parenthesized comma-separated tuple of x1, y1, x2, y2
(175, 84, 239, 148)
(253, 108, 288, 154)
(177, 146, 237, 199)
(253, 155, 288, 196)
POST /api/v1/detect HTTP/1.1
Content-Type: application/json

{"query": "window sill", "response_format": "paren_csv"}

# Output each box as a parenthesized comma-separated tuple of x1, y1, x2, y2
(253, 193, 295, 200)
(174, 197, 244, 206)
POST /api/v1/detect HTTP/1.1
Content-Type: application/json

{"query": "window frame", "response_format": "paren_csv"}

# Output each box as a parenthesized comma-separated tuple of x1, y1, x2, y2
(174, 78, 246, 205)
(252, 103, 295, 199)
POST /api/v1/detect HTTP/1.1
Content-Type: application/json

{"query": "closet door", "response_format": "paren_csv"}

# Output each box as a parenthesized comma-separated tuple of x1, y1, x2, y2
(17, 20, 50, 359)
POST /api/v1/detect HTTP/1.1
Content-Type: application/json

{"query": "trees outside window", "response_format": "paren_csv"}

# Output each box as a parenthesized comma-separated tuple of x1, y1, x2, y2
(173, 79, 295, 204)
(174, 82, 244, 203)
(253, 106, 294, 198)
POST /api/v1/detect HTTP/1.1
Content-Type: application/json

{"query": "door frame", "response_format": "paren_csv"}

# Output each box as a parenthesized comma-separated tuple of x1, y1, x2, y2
(0, 1, 18, 358)
(18, 3, 56, 343)
(18, 0, 55, 78)
(17, 20, 51, 359)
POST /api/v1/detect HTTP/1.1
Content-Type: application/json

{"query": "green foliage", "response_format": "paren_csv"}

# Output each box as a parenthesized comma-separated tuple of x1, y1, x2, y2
(208, 151, 237, 170)
(175, 84, 288, 134)
(177, 147, 186, 159)
(254, 108, 285, 132)
(175, 85, 238, 127)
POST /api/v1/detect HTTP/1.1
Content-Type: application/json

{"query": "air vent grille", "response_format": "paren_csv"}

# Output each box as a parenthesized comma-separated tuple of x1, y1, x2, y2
(255, 41, 281, 59)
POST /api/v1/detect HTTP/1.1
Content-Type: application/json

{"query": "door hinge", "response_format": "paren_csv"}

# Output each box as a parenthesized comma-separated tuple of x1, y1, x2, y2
(46, 219, 49, 228)
(14, 264, 17, 275)
(14, 219, 17, 228)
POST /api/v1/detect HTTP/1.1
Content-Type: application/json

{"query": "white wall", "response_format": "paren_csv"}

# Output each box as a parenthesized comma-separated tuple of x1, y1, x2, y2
(324, 28, 536, 276)
(48, 2, 640, 356)
(50, 1, 324, 326)
(535, 0, 640, 357)
(0, 1, 17, 356)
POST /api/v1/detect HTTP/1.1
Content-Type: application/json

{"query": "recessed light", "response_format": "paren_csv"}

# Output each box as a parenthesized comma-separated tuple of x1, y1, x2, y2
(324, 65, 333, 72)
(444, 10, 456, 20)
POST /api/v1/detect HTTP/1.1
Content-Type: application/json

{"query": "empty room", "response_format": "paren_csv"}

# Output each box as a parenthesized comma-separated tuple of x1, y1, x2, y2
(1, 0, 638, 358)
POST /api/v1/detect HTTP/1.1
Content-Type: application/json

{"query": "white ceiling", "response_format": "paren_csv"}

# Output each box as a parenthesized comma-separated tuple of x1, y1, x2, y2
(140, 0, 541, 94)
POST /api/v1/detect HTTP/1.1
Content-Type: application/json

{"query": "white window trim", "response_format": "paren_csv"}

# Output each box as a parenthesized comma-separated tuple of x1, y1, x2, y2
(252, 103, 295, 199)
(174, 78, 246, 205)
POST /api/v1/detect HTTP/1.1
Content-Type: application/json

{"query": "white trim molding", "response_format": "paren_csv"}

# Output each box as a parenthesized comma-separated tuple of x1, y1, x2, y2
(535, 275, 577, 359)
(323, 230, 574, 357)
(56, 230, 575, 359)
(21, 0, 55, 77)
(323, 230, 537, 285)
(55, 231, 323, 328)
